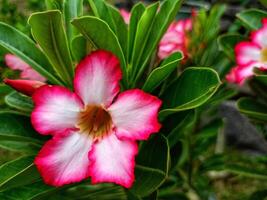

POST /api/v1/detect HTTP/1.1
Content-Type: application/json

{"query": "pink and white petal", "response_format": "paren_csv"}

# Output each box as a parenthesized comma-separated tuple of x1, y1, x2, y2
(235, 42, 261, 66)
(35, 130, 93, 186)
(251, 25, 267, 48)
(89, 134, 138, 188)
(5, 54, 30, 71)
(31, 85, 83, 135)
(21, 68, 46, 82)
(108, 89, 162, 141)
(74, 50, 122, 107)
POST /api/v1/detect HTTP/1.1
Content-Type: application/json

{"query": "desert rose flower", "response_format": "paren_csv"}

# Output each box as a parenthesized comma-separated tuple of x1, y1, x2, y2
(226, 18, 267, 85)
(158, 18, 192, 60)
(5, 54, 46, 82)
(31, 50, 162, 188)
(226, 63, 262, 85)
(120, 9, 130, 24)
(4, 79, 46, 96)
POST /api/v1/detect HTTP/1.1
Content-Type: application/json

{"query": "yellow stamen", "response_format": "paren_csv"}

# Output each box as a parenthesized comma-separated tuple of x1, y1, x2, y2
(77, 105, 112, 140)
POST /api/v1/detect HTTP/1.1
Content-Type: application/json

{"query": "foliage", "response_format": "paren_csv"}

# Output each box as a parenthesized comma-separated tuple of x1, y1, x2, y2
(0, 0, 267, 200)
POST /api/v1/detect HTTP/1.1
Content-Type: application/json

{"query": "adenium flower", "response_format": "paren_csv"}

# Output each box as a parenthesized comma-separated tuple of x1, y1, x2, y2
(31, 50, 162, 188)
(5, 54, 46, 82)
(158, 18, 192, 60)
(4, 79, 46, 96)
(226, 18, 267, 85)
(120, 9, 130, 24)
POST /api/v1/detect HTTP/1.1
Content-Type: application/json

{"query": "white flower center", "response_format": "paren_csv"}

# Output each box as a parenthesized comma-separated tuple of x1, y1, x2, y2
(77, 105, 112, 140)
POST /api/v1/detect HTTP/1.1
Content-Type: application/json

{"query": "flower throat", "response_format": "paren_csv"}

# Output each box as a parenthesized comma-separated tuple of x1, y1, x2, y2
(77, 105, 112, 140)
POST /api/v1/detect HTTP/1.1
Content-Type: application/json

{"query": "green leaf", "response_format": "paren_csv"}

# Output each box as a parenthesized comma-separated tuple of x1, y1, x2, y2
(0, 111, 44, 144)
(5, 91, 33, 113)
(0, 180, 60, 200)
(225, 164, 267, 179)
(0, 156, 40, 192)
(167, 110, 196, 148)
(128, 3, 146, 64)
(45, 0, 64, 10)
(255, 74, 267, 87)
(130, 2, 159, 79)
(237, 97, 267, 122)
(130, 134, 169, 197)
(160, 67, 221, 119)
(134, 0, 183, 84)
(72, 16, 127, 84)
(237, 9, 267, 30)
(88, 0, 128, 57)
(71, 35, 92, 62)
(0, 141, 40, 154)
(142, 52, 183, 93)
(28, 10, 74, 87)
(64, 0, 83, 41)
(0, 22, 61, 85)
(58, 184, 127, 200)
(217, 34, 246, 61)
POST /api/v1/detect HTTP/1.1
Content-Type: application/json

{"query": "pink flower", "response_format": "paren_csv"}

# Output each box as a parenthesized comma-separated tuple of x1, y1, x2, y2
(4, 79, 46, 96)
(5, 54, 46, 82)
(226, 62, 262, 85)
(158, 18, 192, 60)
(120, 9, 130, 24)
(226, 18, 267, 85)
(31, 50, 162, 188)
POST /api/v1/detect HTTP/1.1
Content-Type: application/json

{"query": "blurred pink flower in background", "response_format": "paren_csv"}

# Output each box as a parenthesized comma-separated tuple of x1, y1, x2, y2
(158, 19, 192, 60)
(120, 9, 130, 24)
(5, 54, 46, 82)
(226, 18, 267, 85)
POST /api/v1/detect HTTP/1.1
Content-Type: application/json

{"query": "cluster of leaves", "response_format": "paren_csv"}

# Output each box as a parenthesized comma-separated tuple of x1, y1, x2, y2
(0, 0, 267, 199)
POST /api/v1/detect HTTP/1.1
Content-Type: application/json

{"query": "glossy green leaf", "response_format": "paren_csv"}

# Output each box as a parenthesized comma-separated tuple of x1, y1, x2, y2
(130, 2, 159, 79)
(64, 0, 83, 41)
(237, 9, 267, 30)
(0, 156, 40, 192)
(5, 91, 33, 113)
(131, 134, 169, 197)
(237, 97, 267, 121)
(0, 111, 44, 144)
(0, 180, 60, 200)
(72, 16, 127, 83)
(71, 35, 93, 62)
(128, 3, 146, 64)
(0, 22, 61, 85)
(134, 0, 183, 84)
(160, 67, 221, 119)
(58, 184, 127, 200)
(28, 10, 74, 87)
(0, 141, 40, 154)
(45, 0, 64, 10)
(88, 0, 128, 56)
(217, 34, 246, 61)
(142, 51, 183, 93)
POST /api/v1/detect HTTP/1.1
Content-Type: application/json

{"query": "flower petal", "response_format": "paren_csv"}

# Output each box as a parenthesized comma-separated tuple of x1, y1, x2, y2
(89, 134, 138, 188)
(4, 79, 45, 96)
(74, 50, 122, 106)
(235, 42, 261, 66)
(35, 130, 93, 186)
(31, 85, 83, 135)
(21, 68, 46, 82)
(5, 54, 30, 71)
(108, 89, 162, 141)
(251, 18, 267, 48)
